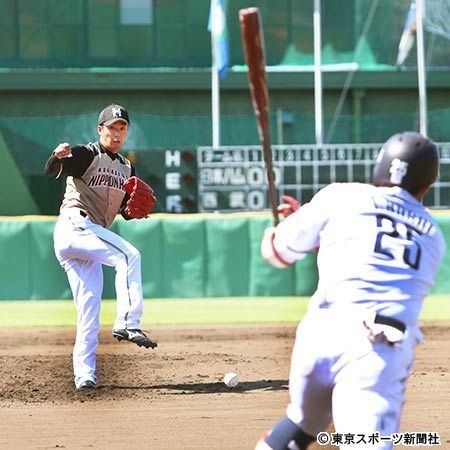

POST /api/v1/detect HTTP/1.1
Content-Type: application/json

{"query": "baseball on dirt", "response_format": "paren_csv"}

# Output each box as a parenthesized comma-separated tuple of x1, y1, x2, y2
(223, 372, 239, 388)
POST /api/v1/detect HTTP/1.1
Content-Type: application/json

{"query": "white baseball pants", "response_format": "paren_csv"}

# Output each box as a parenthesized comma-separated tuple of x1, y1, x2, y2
(286, 308, 419, 450)
(53, 209, 144, 387)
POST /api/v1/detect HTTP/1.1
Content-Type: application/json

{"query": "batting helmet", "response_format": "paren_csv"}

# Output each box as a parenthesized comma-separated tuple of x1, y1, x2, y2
(372, 131, 439, 195)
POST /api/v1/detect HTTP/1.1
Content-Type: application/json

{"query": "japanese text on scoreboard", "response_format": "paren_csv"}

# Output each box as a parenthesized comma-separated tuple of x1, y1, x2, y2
(196, 145, 381, 212)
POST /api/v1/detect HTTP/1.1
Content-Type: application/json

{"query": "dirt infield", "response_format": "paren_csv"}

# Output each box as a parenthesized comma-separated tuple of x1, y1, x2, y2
(0, 323, 449, 450)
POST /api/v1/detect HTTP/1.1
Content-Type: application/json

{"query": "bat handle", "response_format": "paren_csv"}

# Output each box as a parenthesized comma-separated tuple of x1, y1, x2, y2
(265, 164, 279, 226)
(272, 211, 280, 226)
(269, 192, 279, 226)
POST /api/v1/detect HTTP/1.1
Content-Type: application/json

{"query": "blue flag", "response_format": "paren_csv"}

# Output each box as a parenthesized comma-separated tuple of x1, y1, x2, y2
(208, 0, 230, 78)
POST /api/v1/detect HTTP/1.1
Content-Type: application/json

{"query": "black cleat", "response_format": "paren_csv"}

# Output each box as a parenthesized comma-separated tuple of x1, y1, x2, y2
(77, 380, 96, 390)
(112, 328, 158, 349)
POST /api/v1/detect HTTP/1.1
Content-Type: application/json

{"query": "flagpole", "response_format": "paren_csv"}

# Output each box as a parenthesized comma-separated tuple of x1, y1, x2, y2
(415, 0, 428, 136)
(210, 0, 220, 147)
(313, 0, 323, 145)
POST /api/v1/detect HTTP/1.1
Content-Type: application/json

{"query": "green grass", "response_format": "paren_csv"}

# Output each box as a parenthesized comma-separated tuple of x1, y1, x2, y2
(0, 295, 448, 328)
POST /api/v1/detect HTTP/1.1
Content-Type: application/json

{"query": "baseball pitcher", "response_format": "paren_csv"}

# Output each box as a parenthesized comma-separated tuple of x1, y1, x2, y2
(45, 104, 157, 390)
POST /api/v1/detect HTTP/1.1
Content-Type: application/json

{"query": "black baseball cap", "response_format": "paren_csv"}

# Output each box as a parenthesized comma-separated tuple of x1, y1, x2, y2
(98, 104, 130, 126)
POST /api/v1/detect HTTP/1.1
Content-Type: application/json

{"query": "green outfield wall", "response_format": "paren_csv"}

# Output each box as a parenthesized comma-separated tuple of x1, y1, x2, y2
(0, 213, 449, 301)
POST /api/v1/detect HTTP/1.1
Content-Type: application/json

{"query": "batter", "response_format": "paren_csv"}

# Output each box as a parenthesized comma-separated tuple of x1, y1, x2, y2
(45, 104, 157, 390)
(257, 132, 446, 450)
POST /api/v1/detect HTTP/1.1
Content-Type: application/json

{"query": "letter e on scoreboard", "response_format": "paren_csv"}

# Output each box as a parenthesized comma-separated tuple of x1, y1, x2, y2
(166, 173, 181, 190)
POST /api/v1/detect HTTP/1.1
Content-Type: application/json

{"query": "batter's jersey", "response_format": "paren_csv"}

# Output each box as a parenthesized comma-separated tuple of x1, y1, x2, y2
(273, 183, 446, 328)
(45, 141, 134, 228)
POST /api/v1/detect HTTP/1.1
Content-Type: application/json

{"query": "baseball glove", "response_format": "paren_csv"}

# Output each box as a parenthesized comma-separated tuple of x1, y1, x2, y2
(123, 176, 157, 219)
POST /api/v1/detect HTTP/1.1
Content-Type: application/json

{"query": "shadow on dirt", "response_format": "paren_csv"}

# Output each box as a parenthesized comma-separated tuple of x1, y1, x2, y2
(101, 379, 288, 394)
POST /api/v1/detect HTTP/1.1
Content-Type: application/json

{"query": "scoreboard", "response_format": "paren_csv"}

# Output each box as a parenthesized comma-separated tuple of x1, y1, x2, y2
(196, 144, 382, 212)
(133, 143, 450, 214)
(130, 148, 198, 214)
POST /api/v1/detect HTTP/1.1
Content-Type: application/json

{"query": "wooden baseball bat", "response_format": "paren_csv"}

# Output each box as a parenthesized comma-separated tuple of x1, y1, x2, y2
(239, 7, 279, 226)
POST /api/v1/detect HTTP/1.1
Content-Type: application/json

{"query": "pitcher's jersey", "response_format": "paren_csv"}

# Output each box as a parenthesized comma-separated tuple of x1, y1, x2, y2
(46, 142, 133, 228)
(273, 183, 446, 327)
